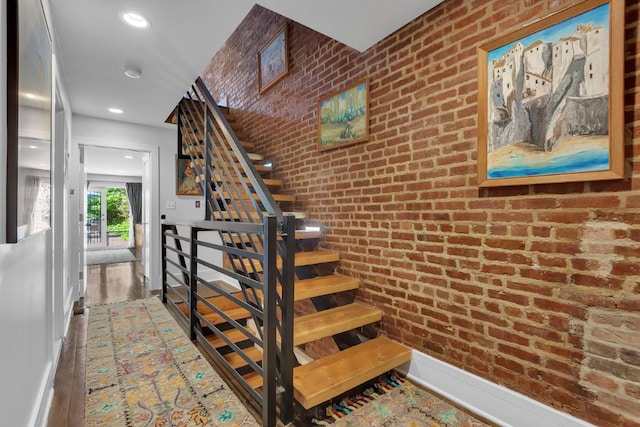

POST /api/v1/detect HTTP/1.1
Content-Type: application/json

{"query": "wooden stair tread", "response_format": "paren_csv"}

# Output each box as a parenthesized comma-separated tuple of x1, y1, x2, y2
(227, 229, 321, 245)
(223, 346, 263, 369)
(211, 210, 307, 221)
(293, 337, 412, 409)
(174, 292, 243, 316)
(202, 306, 251, 326)
(178, 144, 263, 163)
(243, 371, 263, 389)
(239, 140, 256, 150)
(294, 274, 359, 301)
(206, 328, 252, 348)
(217, 192, 295, 203)
(294, 303, 381, 346)
(234, 250, 340, 272)
(213, 174, 283, 187)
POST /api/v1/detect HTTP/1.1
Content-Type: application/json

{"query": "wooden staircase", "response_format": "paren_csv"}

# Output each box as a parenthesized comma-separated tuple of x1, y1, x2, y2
(167, 97, 412, 412)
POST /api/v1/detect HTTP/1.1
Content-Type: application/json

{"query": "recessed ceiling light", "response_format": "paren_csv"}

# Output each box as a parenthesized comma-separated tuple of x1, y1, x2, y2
(124, 68, 142, 79)
(121, 12, 150, 29)
(124, 155, 134, 159)
(108, 107, 124, 114)
(29, 145, 38, 149)
(25, 93, 37, 99)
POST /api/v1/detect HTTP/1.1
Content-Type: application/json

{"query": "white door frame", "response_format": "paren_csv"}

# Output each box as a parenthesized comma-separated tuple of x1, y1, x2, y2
(74, 139, 160, 293)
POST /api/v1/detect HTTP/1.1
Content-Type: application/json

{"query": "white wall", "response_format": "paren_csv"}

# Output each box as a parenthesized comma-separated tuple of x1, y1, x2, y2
(0, 0, 73, 424)
(0, 233, 53, 426)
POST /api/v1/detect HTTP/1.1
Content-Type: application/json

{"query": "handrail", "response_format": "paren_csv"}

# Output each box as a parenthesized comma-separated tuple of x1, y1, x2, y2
(165, 78, 296, 425)
(161, 218, 280, 426)
(194, 77, 283, 221)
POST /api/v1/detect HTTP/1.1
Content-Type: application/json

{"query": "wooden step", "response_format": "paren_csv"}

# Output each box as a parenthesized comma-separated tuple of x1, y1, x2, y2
(211, 210, 307, 221)
(226, 229, 321, 245)
(233, 250, 340, 272)
(294, 303, 381, 346)
(294, 274, 359, 301)
(293, 337, 412, 409)
(202, 306, 252, 326)
(217, 191, 295, 203)
(239, 140, 256, 151)
(223, 346, 263, 369)
(243, 371, 263, 389)
(213, 174, 283, 188)
(207, 328, 252, 348)
(216, 162, 272, 174)
(174, 293, 243, 317)
(181, 144, 263, 163)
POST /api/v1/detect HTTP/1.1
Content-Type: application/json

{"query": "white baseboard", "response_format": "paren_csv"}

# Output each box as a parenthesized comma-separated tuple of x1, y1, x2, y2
(30, 361, 54, 427)
(396, 349, 594, 427)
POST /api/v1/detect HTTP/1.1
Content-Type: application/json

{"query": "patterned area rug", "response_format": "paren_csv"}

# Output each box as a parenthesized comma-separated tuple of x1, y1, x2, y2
(325, 378, 490, 427)
(85, 297, 259, 426)
(87, 248, 136, 265)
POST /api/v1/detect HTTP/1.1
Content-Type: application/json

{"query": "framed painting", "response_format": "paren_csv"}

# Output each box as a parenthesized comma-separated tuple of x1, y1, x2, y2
(317, 78, 370, 152)
(6, 0, 53, 242)
(176, 158, 202, 196)
(258, 23, 289, 94)
(477, 0, 624, 187)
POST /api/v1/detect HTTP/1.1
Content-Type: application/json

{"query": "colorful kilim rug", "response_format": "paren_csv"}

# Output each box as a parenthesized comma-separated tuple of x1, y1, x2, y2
(85, 297, 259, 426)
(327, 379, 491, 427)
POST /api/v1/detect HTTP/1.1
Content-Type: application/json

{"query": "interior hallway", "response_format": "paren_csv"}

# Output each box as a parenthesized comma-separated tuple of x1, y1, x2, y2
(47, 254, 149, 427)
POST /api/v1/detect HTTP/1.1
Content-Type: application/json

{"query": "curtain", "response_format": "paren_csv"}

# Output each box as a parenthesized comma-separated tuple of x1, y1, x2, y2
(22, 175, 40, 228)
(126, 182, 142, 249)
(126, 183, 142, 224)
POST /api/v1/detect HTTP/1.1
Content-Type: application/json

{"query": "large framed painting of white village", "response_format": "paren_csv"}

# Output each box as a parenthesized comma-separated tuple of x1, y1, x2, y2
(477, 0, 624, 187)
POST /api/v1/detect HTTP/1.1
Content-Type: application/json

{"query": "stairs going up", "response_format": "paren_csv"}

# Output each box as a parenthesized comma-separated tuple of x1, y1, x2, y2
(169, 96, 412, 414)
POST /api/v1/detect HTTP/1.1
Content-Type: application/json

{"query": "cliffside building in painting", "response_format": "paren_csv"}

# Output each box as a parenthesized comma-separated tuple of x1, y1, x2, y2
(486, 4, 611, 178)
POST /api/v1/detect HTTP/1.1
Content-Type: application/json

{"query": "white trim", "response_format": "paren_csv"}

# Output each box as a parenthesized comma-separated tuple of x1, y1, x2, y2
(29, 360, 54, 427)
(397, 349, 595, 427)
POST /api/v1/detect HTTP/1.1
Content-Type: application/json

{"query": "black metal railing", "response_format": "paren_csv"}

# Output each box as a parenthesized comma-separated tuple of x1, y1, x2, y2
(163, 78, 295, 425)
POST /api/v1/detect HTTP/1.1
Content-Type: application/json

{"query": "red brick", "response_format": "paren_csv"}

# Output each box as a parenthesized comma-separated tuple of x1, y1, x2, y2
(202, 3, 640, 426)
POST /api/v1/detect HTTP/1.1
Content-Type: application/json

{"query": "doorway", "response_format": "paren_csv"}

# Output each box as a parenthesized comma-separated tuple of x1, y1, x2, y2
(86, 185, 131, 249)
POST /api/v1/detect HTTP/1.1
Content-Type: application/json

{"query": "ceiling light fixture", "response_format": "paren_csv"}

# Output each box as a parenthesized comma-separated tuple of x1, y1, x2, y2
(25, 93, 37, 99)
(124, 68, 142, 79)
(124, 155, 134, 159)
(108, 107, 124, 114)
(121, 12, 151, 29)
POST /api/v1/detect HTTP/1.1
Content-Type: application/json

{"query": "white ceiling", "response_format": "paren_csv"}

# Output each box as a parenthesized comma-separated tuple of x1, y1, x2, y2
(49, 0, 444, 175)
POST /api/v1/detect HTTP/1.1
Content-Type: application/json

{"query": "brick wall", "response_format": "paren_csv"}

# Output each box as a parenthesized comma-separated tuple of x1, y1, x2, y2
(201, 1, 640, 425)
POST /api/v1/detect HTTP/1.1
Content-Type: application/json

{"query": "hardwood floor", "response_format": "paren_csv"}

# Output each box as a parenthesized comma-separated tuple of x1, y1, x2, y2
(47, 255, 149, 427)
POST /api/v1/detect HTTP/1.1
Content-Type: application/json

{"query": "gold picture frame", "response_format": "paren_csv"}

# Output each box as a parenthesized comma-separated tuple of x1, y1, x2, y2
(477, 0, 624, 187)
(317, 78, 370, 152)
(176, 158, 202, 196)
(258, 23, 289, 94)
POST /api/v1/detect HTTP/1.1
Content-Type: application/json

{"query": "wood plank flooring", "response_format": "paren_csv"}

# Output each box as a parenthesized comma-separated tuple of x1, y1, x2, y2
(47, 253, 149, 427)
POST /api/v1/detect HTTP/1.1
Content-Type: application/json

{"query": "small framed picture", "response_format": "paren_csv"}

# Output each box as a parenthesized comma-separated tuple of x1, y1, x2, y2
(176, 158, 202, 196)
(317, 78, 370, 152)
(258, 23, 289, 94)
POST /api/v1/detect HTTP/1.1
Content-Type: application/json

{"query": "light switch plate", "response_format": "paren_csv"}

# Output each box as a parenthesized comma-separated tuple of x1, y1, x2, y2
(165, 200, 176, 209)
